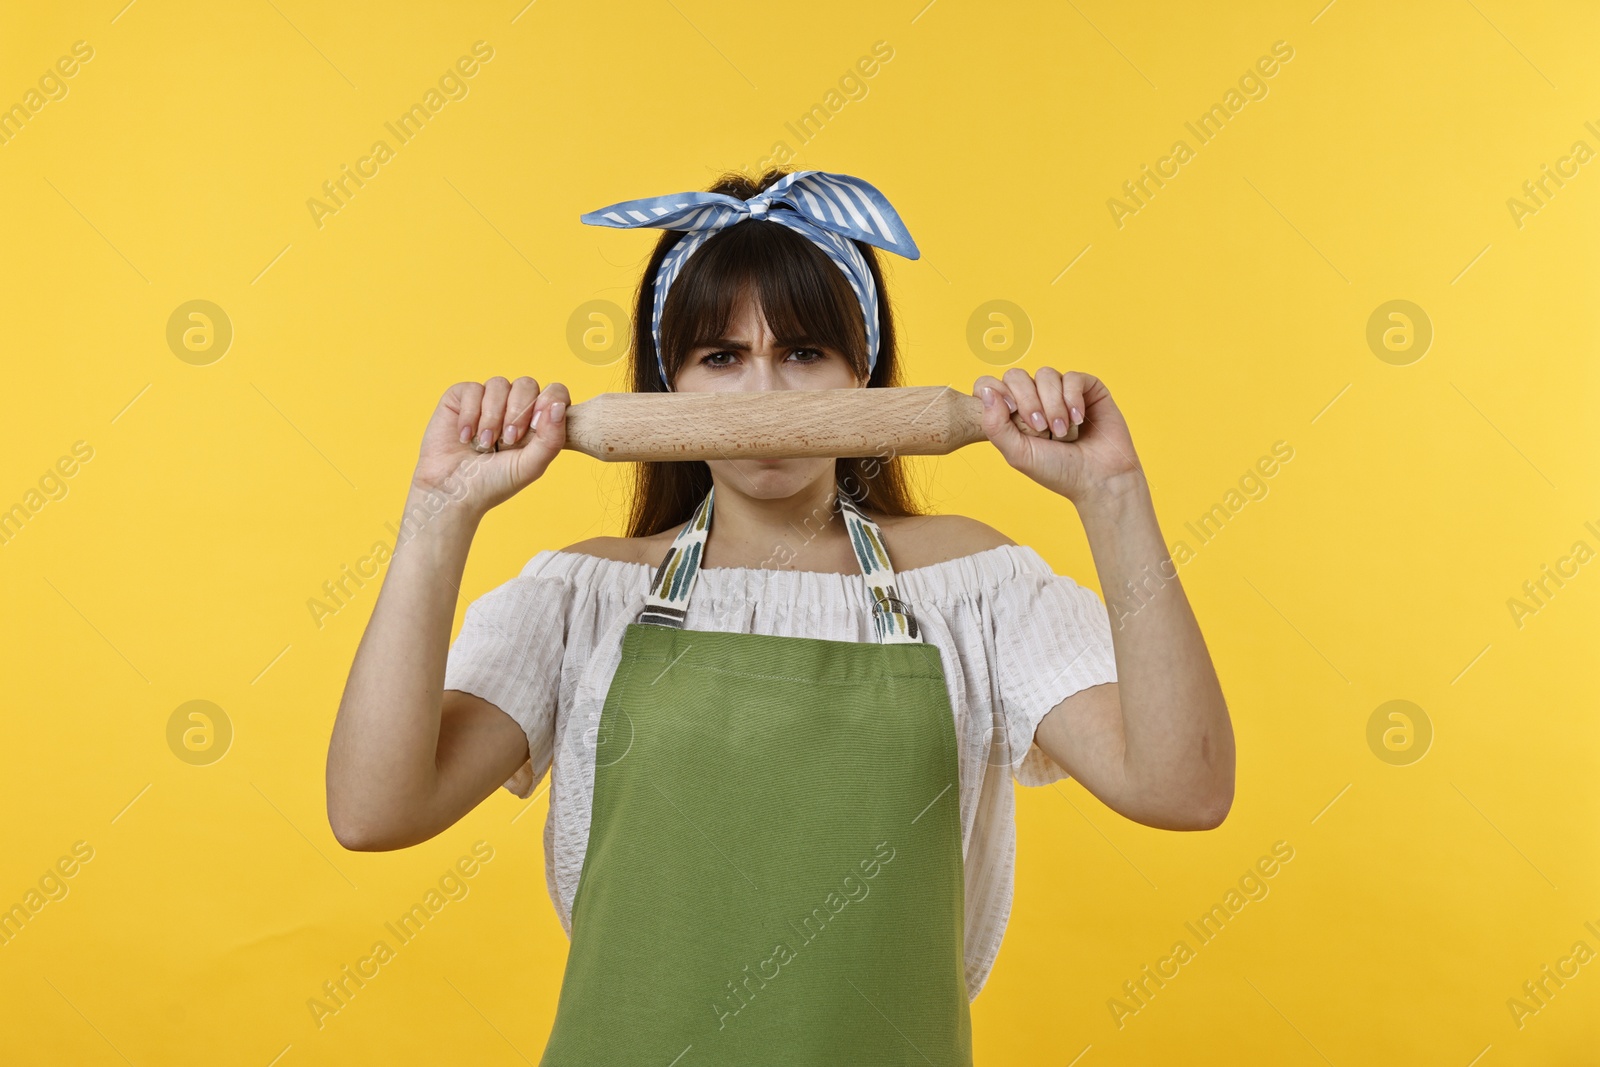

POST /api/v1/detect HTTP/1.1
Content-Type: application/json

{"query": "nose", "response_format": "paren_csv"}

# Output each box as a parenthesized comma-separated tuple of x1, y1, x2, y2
(747, 356, 783, 392)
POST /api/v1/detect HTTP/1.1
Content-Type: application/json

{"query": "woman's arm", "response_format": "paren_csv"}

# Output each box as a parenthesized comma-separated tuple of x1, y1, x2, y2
(325, 375, 569, 851)
(976, 368, 1235, 831)
(1037, 475, 1233, 830)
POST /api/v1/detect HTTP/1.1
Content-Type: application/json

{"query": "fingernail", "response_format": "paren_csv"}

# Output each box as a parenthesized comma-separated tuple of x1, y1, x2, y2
(1071, 406, 1083, 425)
(478, 428, 492, 448)
(1030, 411, 1047, 431)
(1003, 394, 1017, 413)
(1052, 417, 1068, 437)
(552, 401, 566, 423)
(982, 387, 994, 408)
(459, 426, 472, 444)
(531, 409, 542, 431)
(504, 425, 518, 445)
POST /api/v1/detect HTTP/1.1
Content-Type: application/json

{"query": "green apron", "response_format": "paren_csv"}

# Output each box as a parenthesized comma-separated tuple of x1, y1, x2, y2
(538, 481, 974, 1065)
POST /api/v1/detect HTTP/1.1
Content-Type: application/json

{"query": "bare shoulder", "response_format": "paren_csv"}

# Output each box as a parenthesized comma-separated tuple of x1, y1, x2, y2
(556, 513, 1012, 572)
(557, 530, 675, 566)
(871, 512, 1017, 571)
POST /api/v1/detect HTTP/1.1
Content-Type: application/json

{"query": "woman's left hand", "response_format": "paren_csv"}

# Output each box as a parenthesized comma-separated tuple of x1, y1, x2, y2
(975, 367, 1145, 507)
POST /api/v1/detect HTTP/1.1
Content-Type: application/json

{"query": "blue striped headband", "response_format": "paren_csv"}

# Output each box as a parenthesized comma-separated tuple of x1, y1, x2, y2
(580, 170, 920, 390)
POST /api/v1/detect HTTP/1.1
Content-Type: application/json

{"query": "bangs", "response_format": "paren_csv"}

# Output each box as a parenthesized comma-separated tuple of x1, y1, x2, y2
(656, 220, 870, 384)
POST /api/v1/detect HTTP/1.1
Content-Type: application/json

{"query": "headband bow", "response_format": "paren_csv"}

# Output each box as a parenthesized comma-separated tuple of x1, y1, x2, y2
(580, 170, 920, 389)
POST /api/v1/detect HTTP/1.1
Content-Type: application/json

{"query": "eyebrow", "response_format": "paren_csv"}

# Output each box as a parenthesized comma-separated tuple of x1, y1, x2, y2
(690, 335, 826, 350)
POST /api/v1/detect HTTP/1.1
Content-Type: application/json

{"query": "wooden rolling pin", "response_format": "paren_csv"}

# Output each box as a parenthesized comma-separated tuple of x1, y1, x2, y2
(561, 385, 1076, 462)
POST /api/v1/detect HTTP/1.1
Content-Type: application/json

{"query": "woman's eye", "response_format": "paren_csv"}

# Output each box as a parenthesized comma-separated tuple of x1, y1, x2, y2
(697, 348, 824, 367)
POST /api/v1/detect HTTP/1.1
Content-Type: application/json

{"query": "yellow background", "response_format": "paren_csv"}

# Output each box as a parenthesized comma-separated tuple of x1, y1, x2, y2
(2, 0, 1596, 1063)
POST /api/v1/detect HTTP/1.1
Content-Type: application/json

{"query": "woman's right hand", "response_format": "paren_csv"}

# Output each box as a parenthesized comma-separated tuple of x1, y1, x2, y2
(411, 376, 570, 517)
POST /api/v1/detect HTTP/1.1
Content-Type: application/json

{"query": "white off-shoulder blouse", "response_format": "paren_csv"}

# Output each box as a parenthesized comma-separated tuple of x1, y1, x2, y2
(443, 542, 1119, 1001)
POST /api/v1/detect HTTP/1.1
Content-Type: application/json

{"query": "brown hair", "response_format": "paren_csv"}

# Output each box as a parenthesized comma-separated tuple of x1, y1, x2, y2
(623, 167, 925, 539)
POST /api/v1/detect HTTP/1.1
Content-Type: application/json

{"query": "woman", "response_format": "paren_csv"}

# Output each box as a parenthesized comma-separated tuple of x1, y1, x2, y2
(326, 168, 1233, 1064)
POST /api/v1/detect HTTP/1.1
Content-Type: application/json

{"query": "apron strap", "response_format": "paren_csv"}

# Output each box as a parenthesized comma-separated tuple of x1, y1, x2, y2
(636, 482, 922, 644)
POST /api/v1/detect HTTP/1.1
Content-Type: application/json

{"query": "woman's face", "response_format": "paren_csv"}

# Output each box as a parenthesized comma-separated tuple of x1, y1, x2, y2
(672, 291, 862, 499)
